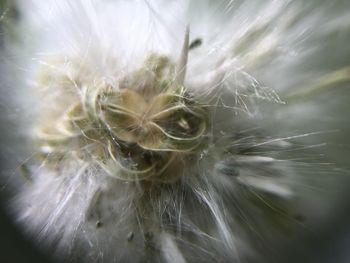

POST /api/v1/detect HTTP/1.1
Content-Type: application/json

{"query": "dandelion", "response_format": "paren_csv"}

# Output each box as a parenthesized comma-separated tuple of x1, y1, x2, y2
(1, 0, 350, 262)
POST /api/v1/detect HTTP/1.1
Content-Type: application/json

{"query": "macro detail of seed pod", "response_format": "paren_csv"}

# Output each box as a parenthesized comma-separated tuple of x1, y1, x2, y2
(1, 1, 350, 263)
(35, 38, 209, 183)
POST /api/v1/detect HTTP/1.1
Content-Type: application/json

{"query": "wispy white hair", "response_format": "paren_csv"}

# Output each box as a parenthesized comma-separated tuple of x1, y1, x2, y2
(1, 0, 350, 262)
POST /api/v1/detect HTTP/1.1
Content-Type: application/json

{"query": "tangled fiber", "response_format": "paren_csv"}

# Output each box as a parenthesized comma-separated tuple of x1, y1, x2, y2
(1, 0, 350, 262)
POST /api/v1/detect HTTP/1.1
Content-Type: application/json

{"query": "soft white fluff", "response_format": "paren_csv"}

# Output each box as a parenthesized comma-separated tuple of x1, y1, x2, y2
(1, 0, 350, 262)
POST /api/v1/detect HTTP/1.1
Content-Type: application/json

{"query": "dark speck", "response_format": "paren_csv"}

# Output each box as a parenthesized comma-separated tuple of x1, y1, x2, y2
(217, 162, 239, 177)
(189, 38, 202, 50)
(127, 231, 134, 242)
(96, 221, 103, 228)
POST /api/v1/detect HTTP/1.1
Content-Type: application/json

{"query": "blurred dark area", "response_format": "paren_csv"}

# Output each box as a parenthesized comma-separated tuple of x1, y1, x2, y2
(0, 1, 51, 262)
(0, 197, 52, 263)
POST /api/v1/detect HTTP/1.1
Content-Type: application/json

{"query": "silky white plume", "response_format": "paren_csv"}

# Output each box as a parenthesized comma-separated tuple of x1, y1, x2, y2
(1, 1, 350, 263)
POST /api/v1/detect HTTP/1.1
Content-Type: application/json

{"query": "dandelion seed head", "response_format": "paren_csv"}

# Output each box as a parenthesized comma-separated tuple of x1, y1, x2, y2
(1, 0, 350, 262)
(35, 32, 209, 183)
